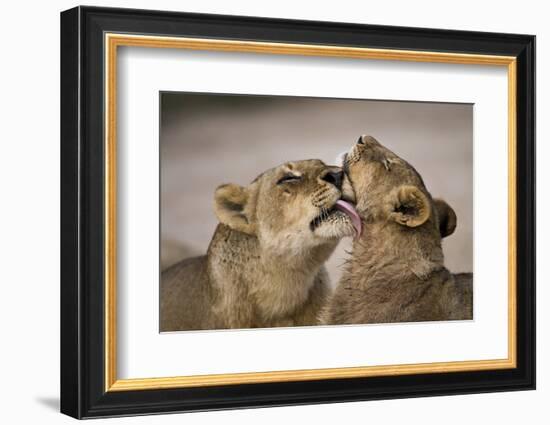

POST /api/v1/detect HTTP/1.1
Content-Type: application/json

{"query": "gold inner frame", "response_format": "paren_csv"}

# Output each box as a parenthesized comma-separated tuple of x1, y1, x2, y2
(104, 33, 518, 392)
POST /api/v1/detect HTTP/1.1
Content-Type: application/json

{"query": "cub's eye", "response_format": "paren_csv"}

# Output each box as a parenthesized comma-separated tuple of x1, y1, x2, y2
(277, 174, 302, 185)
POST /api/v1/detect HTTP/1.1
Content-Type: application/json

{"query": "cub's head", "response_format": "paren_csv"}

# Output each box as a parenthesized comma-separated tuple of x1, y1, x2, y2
(343, 135, 456, 239)
(214, 159, 361, 254)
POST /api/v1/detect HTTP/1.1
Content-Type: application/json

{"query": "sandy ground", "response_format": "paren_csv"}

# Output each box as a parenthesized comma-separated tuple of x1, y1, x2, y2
(160, 93, 473, 287)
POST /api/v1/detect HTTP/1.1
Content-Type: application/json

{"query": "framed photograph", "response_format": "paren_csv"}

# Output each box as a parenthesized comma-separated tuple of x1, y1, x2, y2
(60, 6, 535, 419)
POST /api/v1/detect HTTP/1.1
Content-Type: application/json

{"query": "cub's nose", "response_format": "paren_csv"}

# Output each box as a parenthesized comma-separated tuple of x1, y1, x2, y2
(357, 134, 379, 146)
(321, 170, 343, 189)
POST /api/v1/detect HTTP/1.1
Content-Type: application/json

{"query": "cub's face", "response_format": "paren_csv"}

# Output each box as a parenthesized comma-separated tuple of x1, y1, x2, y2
(344, 135, 457, 238)
(214, 159, 360, 253)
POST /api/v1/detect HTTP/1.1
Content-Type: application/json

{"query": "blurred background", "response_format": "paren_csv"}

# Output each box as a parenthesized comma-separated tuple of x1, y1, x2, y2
(161, 92, 473, 286)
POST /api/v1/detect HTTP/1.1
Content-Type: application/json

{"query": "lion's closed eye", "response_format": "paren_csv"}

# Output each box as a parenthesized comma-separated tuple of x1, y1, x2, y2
(277, 174, 302, 185)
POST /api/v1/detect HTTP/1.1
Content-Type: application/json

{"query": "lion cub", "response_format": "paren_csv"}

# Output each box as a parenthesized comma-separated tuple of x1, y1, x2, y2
(161, 159, 360, 331)
(324, 135, 473, 324)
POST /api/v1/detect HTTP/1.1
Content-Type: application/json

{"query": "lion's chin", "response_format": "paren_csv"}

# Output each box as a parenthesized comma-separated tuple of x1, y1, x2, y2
(311, 212, 357, 240)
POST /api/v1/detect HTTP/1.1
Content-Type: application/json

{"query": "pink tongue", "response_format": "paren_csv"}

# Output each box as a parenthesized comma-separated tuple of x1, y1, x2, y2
(335, 200, 363, 239)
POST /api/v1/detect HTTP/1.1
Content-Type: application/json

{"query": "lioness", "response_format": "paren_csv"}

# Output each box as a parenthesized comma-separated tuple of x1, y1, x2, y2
(324, 135, 473, 324)
(161, 159, 361, 331)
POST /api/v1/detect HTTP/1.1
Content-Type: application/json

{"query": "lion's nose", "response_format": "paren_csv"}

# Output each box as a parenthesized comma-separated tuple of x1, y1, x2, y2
(357, 134, 379, 146)
(321, 170, 343, 189)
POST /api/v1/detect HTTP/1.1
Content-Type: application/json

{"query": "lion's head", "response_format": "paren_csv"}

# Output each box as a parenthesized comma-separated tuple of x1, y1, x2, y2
(214, 159, 361, 255)
(343, 135, 456, 238)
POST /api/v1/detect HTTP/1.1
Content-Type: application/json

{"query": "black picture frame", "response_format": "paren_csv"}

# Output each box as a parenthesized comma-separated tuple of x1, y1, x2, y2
(61, 5, 535, 419)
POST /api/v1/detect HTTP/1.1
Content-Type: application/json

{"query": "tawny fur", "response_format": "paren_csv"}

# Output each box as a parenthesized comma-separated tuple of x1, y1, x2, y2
(161, 160, 356, 331)
(323, 135, 473, 325)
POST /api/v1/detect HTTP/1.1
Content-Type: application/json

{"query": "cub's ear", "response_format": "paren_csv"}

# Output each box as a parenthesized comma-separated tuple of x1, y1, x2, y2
(214, 183, 255, 235)
(433, 198, 457, 238)
(389, 185, 431, 228)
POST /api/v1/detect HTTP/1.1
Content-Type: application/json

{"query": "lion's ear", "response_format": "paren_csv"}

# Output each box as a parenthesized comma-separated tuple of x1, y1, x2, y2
(433, 198, 457, 238)
(214, 183, 256, 235)
(389, 185, 431, 228)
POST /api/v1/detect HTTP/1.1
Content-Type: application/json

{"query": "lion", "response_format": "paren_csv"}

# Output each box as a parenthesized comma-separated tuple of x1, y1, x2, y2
(160, 159, 361, 331)
(323, 135, 473, 325)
